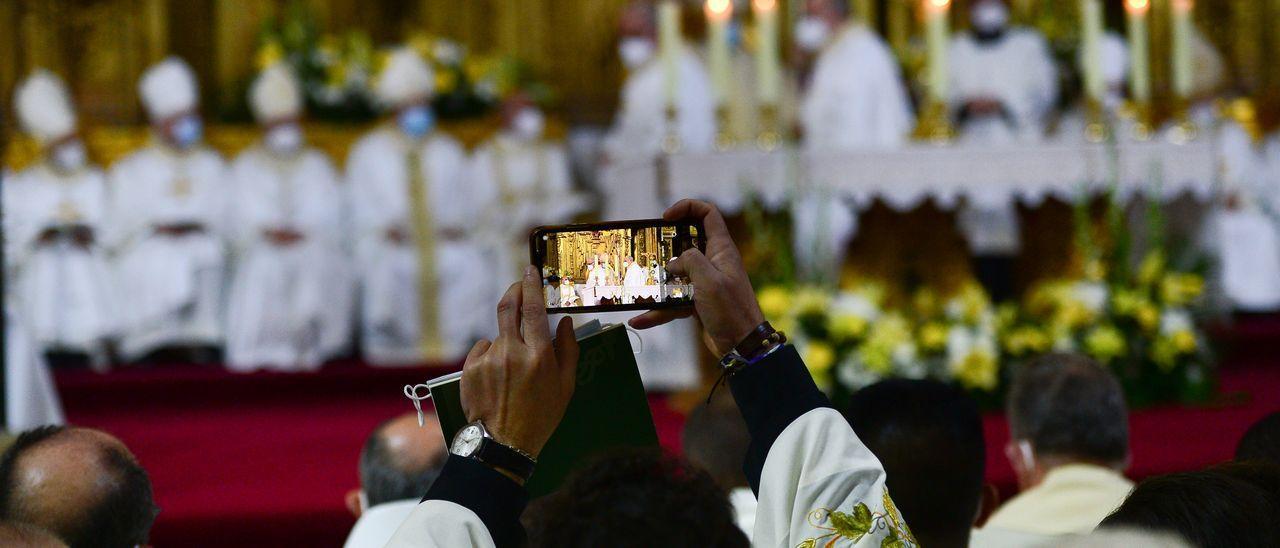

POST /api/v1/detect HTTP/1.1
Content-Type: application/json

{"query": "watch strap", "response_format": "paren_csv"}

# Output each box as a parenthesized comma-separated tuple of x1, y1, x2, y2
(476, 438, 537, 482)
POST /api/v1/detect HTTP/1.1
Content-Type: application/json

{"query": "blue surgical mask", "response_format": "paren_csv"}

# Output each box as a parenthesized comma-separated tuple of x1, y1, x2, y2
(398, 105, 435, 139)
(170, 114, 204, 149)
(727, 21, 744, 50)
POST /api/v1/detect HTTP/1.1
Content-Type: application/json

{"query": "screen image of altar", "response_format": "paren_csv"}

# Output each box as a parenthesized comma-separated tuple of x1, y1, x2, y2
(542, 226, 698, 308)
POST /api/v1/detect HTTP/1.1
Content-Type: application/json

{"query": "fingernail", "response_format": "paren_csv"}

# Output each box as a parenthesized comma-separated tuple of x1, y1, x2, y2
(525, 265, 537, 279)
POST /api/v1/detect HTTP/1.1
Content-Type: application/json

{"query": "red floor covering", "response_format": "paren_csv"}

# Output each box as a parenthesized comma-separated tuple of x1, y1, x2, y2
(55, 353, 1280, 547)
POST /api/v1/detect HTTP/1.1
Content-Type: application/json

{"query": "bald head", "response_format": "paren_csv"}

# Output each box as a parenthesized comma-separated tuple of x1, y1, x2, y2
(0, 521, 67, 548)
(359, 413, 448, 507)
(619, 1, 656, 39)
(0, 426, 156, 548)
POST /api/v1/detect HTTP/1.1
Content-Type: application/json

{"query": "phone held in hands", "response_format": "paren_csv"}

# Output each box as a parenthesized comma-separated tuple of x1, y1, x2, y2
(530, 219, 705, 313)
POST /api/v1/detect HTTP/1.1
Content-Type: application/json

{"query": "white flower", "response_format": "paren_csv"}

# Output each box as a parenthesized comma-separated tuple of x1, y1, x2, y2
(1160, 308, 1194, 336)
(433, 40, 463, 65)
(831, 292, 881, 322)
(1071, 281, 1109, 314)
(837, 355, 884, 391)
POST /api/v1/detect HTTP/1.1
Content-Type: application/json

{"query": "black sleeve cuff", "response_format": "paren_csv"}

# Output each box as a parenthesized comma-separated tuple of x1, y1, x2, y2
(728, 344, 833, 495)
(422, 454, 529, 548)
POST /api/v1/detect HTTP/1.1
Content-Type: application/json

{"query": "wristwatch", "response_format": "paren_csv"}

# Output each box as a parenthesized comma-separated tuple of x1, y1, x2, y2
(450, 420, 537, 482)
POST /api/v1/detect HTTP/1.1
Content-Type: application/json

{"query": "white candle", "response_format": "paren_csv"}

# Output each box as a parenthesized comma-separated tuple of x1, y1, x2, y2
(753, 0, 780, 105)
(1081, 0, 1104, 102)
(1126, 0, 1151, 104)
(705, 0, 733, 106)
(659, 0, 682, 109)
(924, 0, 951, 102)
(1171, 0, 1194, 100)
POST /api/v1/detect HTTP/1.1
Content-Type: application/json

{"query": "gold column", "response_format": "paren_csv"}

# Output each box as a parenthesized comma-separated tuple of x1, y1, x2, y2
(143, 0, 169, 64)
(214, 0, 277, 111)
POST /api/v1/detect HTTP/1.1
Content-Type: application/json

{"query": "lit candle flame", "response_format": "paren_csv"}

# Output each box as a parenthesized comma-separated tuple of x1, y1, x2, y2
(706, 0, 732, 18)
(925, 0, 950, 14)
(753, 0, 776, 12)
(1171, 0, 1193, 12)
(1126, 0, 1150, 13)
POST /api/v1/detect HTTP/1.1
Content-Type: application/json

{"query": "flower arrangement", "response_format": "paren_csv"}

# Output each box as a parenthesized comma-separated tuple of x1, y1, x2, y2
(753, 190, 1214, 408)
(251, 2, 553, 122)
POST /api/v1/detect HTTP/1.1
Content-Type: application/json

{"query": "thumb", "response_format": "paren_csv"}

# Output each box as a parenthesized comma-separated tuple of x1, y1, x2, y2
(678, 248, 717, 284)
(553, 316, 580, 385)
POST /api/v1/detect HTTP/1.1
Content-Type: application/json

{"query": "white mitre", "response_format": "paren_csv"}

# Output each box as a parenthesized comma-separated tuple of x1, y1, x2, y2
(250, 63, 303, 122)
(373, 47, 433, 108)
(15, 69, 77, 145)
(1100, 33, 1129, 87)
(139, 56, 199, 120)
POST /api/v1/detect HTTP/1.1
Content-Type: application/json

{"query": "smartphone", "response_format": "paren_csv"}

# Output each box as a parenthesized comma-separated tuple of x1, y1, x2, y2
(530, 219, 706, 313)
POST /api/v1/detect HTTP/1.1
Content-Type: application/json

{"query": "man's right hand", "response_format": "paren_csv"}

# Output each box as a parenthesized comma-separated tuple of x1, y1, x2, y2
(154, 222, 205, 237)
(384, 226, 410, 245)
(629, 199, 765, 357)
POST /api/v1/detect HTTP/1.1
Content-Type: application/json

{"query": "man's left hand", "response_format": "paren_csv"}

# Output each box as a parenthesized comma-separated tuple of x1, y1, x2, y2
(460, 266, 579, 460)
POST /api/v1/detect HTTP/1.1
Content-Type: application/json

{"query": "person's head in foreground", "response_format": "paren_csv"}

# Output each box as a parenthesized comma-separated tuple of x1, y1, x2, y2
(1099, 462, 1280, 547)
(0, 426, 157, 548)
(0, 521, 68, 548)
(1048, 527, 1191, 548)
(844, 379, 985, 548)
(682, 396, 750, 493)
(526, 449, 748, 548)
(1236, 411, 1280, 465)
(348, 412, 447, 515)
(1006, 353, 1130, 490)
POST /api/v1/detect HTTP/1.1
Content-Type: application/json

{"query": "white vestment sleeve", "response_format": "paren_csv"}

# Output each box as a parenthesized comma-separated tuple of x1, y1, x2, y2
(385, 501, 498, 548)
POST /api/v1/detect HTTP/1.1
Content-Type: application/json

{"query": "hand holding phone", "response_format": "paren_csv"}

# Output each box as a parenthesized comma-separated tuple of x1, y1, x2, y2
(530, 218, 706, 314)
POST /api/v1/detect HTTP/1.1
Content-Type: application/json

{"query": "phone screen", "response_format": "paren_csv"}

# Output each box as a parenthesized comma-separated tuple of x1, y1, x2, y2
(530, 220, 704, 313)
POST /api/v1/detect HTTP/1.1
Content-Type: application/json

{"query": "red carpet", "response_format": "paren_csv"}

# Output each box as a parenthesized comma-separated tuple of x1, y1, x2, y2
(53, 317, 1280, 547)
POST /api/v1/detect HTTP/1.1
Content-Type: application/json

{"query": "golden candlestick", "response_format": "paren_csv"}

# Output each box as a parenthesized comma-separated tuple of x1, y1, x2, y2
(662, 105, 682, 155)
(757, 103, 780, 151)
(1084, 98, 1111, 143)
(1121, 101, 1153, 142)
(1166, 98, 1198, 144)
(912, 100, 956, 144)
(714, 105, 734, 151)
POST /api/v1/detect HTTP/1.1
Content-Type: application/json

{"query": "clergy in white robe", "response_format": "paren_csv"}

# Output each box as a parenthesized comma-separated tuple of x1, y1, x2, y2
(349, 48, 487, 366)
(1212, 126, 1280, 311)
(225, 64, 353, 372)
(622, 256, 648, 303)
(107, 57, 227, 361)
(1053, 33, 1131, 143)
(5, 311, 65, 431)
(797, 2, 915, 280)
(5, 70, 117, 362)
(600, 1, 716, 220)
(472, 95, 586, 318)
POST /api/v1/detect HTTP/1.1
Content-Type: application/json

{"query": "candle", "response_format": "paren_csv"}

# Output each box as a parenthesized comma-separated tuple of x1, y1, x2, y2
(1125, 0, 1151, 104)
(924, 0, 951, 102)
(1171, 0, 1194, 100)
(659, 0, 682, 110)
(1081, 0, 1104, 102)
(753, 0, 780, 105)
(705, 0, 733, 106)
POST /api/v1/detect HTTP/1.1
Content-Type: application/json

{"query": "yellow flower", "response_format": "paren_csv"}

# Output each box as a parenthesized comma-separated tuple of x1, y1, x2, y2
(1084, 258, 1107, 282)
(1172, 330, 1198, 353)
(913, 288, 940, 317)
(1160, 273, 1204, 306)
(802, 342, 836, 377)
(407, 33, 435, 61)
(1056, 301, 1095, 329)
(256, 40, 286, 72)
(1084, 324, 1126, 363)
(326, 62, 348, 88)
(955, 351, 998, 391)
(1135, 303, 1160, 333)
(1003, 326, 1049, 356)
(1151, 338, 1178, 371)
(919, 322, 950, 353)
(858, 345, 894, 375)
(795, 287, 830, 316)
(435, 69, 458, 94)
(757, 286, 791, 320)
(1138, 251, 1166, 287)
(828, 314, 869, 341)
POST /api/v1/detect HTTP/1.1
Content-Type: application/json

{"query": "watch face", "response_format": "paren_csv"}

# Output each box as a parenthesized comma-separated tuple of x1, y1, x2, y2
(452, 424, 484, 457)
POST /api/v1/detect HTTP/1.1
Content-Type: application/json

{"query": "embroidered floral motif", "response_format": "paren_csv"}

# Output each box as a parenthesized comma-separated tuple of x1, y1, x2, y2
(796, 489, 917, 548)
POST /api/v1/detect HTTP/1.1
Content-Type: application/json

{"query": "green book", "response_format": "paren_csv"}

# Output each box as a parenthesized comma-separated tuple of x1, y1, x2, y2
(425, 321, 659, 497)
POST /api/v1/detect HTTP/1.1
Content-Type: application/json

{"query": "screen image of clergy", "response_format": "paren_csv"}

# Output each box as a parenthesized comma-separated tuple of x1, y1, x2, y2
(542, 226, 697, 308)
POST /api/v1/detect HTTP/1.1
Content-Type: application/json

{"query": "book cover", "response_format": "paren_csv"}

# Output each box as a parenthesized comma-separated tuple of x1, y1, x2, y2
(427, 321, 659, 497)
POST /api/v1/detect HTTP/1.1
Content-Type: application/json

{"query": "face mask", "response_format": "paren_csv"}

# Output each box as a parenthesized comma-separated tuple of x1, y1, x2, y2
(265, 123, 303, 154)
(618, 38, 656, 70)
(51, 140, 87, 172)
(727, 20, 744, 50)
(170, 114, 204, 149)
(971, 1, 1010, 35)
(511, 108, 545, 141)
(794, 16, 831, 53)
(398, 105, 435, 139)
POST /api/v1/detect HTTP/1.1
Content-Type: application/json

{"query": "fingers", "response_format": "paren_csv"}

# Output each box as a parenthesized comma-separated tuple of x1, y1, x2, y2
(663, 199, 733, 250)
(520, 266, 550, 346)
(628, 308, 694, 330)
(677, 248, 717, 283)
(665, 255, 688, 279)
(552, 316, 580, 380)
(496, 282, 522, 343)
(465, 339, 492, 364)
